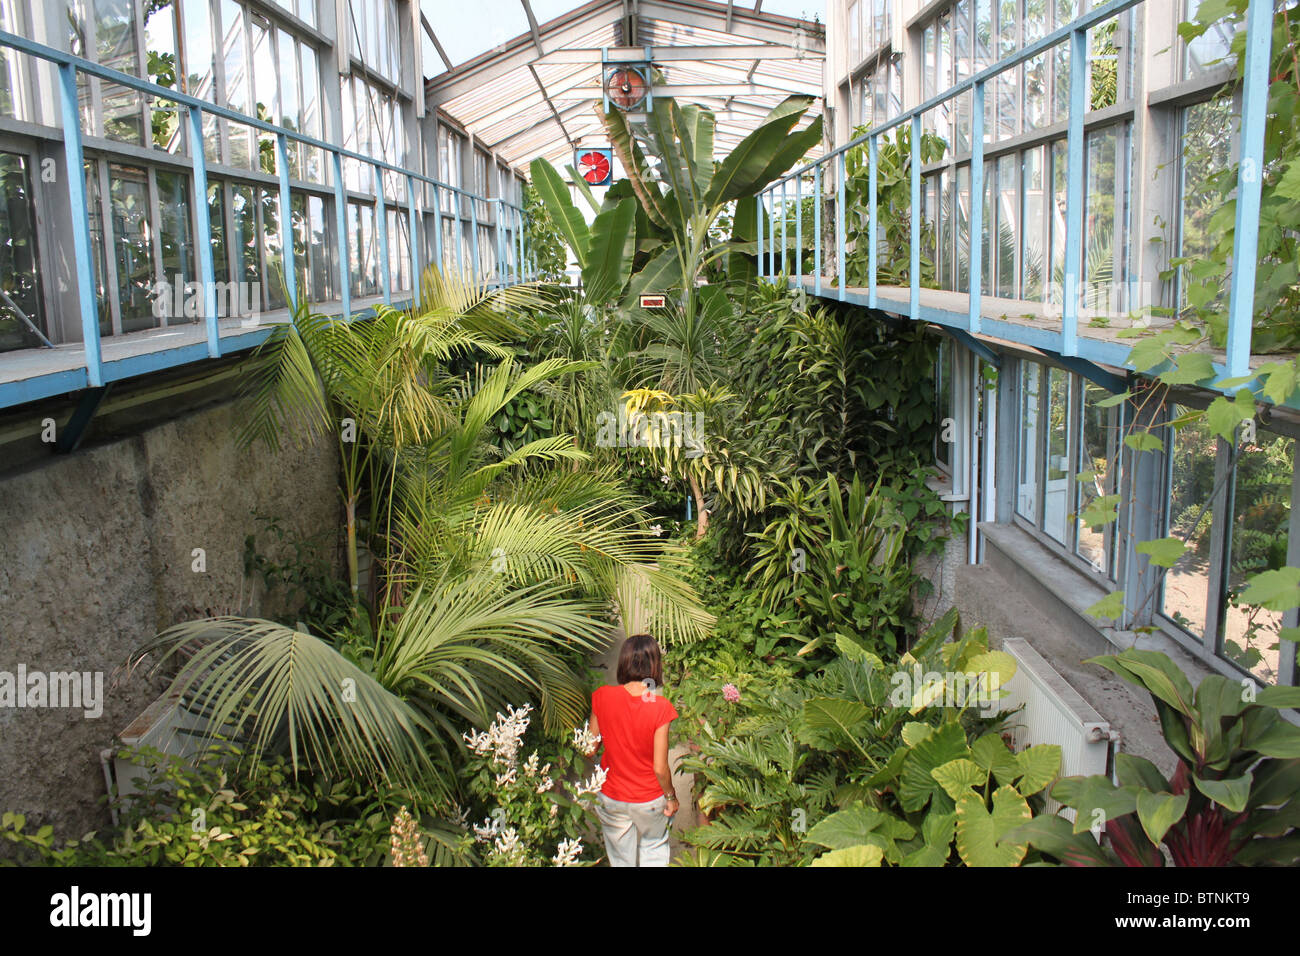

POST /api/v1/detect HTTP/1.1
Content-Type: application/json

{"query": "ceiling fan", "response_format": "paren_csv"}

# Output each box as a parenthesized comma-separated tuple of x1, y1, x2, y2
(604, 66, 650, 112)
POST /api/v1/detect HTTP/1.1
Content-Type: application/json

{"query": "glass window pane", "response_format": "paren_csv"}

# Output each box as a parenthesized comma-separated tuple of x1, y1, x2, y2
(1089, 18, 1120, 110)
(1084, 125, 1122, 312)
(207, 181, 229, 285)
(85, 162, 113, 337)
(156, 169, 195, 323)
(109, 164, 155, 333)
(996, 154, 1017, 298)
(1184, 0, 1238, 77)
(1076, 381, 1122, 575)
(230, 182, 260, 300)
(1049, 139, 1066, 306)
(1223, 426, 1292, 683)
(221, 0, 251, 168)
(1022, 146, 1045, 300)
(0, 152, 47, 351)
(96, 0, 145, 145)
(1162, 407, 1217, 640)
(1017, 361, 1042, 521)
(1178, 98, 1234, 311)
(262, 188, 284, 309)
(1043, 367, 1071, 543)
(848, 1, 860, 64)
(957, 164, 971, 291)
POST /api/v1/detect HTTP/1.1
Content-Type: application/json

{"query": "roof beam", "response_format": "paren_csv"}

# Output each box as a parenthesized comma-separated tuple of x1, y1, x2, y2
(566, 82, 800, 98)
(426, 1, 625, 105)
(529, 63, 576, 149)
(520, 0, 545, 55)
(458, 65, 596, 130)
(538, 43, 823, 64)
(637, 0, 819, 48)
(420, 12, 454, 72)
(485, 100, 594, 152)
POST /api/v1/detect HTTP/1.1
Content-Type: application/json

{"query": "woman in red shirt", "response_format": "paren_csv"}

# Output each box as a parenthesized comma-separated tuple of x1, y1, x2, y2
(589, 633, 679, 867)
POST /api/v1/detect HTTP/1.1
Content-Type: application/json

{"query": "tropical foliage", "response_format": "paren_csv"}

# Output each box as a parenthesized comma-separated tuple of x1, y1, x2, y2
(1014, 649, 1300, 866)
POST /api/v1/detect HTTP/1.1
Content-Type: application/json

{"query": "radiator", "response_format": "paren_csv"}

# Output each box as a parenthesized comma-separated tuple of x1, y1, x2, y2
(997, 638, 1114, 816)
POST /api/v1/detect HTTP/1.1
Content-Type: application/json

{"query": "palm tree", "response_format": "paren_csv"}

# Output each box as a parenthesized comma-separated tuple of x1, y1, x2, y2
(135, 268, 712, 795)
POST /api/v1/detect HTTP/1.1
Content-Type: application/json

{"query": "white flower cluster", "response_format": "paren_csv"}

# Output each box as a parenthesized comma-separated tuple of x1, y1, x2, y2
(523, 750, 555, 793)
(551, 838, 583, 867)
(572, 766, 607, 798)
(463, 703, 533, 767)
(572, 720, 602, 757)
(492, 826, 522, 860)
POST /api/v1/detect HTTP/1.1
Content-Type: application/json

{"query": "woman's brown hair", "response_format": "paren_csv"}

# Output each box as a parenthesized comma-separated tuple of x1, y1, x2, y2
(616, 633, 663, 686)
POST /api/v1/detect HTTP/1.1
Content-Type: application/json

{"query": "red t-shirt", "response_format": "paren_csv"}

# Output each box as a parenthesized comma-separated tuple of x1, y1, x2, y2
(592, 684, 678, 803)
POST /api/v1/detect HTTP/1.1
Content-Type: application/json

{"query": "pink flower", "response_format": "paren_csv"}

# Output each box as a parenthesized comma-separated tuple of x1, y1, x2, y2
(722, 683, 741, 703)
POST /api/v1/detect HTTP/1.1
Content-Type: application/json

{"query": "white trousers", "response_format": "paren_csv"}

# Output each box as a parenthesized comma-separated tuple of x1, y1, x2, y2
(596, 793, 671, 867)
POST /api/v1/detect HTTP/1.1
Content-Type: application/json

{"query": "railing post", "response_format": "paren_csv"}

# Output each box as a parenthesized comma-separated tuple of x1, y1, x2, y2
(470, 195, 481, 280)
(332, 150, 351, 320)
(59, 62, 104, 383)
(813, 164, 822, 297)
(1226, 0, 1271, 378)
(909, 114, 921, 319)
(868, 134, 878, 308)
(276, 132, 297, 311)
(512, 206, 522, 283)
(836, 152, 846, 300)
(407, 174, 421, 304)
(1062, 26, 1086, 357)
(779, 179, 788, 276)
(375, 163, 391, 306)
(494, 199, 506, 288)
(188, 104, 219, 356)
(756, 193, 765, 281)
(969, 81, 985, 334)
(454, 192, 464, 275)
(794, 173, 803, 286)
(432, 185, 443, 271)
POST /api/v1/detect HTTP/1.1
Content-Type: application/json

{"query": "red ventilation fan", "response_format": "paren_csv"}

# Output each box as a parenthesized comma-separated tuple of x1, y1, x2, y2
(576, 148, 613, 186)
(605, 67, 649, 111)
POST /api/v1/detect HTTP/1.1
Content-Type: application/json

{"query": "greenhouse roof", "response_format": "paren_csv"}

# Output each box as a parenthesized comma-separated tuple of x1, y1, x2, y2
(422, 0, 826, 168)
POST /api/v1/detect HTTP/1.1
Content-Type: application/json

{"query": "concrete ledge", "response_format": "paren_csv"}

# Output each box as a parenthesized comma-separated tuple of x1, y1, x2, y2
(955, 522, 1182, 774)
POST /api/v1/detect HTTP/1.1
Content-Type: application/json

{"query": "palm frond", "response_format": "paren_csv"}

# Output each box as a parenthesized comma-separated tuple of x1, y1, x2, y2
(134, 617, 439, 793)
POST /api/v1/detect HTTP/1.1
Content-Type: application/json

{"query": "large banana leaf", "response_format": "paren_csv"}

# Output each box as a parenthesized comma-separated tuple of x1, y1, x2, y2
(530, 157, 590, 268)
(583, 196, 636, 301)
(706, 95, 819, 205)
(647, 99, 715, 229)
(622, 245, 683, 310)
(602, 104, 672, 230)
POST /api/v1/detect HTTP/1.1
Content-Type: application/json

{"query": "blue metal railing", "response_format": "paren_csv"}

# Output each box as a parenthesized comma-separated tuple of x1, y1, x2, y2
(0, 29, 532, 406)
(759, 0, 1273, 388)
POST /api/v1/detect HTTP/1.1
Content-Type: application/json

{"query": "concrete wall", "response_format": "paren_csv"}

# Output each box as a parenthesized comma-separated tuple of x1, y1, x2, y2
(0, 398, 338, 841)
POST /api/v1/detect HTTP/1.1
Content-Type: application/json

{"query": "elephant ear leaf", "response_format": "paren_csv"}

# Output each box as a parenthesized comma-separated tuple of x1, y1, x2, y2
(955, 786, 1032, 867)
(529, 158, 590, 269)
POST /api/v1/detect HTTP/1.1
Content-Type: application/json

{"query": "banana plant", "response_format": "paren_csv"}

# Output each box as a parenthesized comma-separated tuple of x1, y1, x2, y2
(528, 156, 636, 304)
(1009, 648, 1300, 866)
(600, 95, 823, 313)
